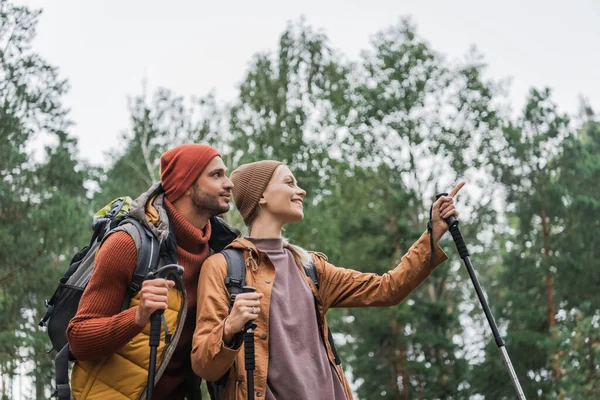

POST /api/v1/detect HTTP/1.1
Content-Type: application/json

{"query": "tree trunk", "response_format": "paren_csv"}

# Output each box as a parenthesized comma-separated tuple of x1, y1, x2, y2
(398, 347, 409, 400)
(33, 346, 48, 400)
(390, 319, 409, 400)
(540, 210, 561, 380)
(2, 363, 6, 400)
(35, 370, 46, 400)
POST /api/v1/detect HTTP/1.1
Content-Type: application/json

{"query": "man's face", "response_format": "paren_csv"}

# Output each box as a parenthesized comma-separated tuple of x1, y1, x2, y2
(190, 156, 233, 217)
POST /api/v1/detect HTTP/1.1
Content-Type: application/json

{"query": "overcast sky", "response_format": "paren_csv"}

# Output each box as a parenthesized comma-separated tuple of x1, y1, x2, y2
(16, 0, 600, 166)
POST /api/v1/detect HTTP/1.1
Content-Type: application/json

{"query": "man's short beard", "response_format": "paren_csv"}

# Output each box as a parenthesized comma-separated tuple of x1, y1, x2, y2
(190, 184, 229, 217)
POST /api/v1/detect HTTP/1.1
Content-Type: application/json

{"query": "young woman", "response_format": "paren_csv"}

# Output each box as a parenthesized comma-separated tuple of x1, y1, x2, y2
(191, 160, 463, 400)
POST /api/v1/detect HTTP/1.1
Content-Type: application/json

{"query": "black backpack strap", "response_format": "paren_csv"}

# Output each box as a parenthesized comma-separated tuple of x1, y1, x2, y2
(222, 248, 246, 306)
(54, 344, 73, 400)
(205, 248, 246, 398)
(304, 257, 342, 366)
(303, 261, 320, 289)
(327, 322, 342, 365)
(159, 206, 178, 266)
(120, 218, 161, 311)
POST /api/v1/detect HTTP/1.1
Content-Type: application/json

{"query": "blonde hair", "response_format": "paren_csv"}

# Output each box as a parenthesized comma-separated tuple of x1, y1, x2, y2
(283, 238, 312, 268)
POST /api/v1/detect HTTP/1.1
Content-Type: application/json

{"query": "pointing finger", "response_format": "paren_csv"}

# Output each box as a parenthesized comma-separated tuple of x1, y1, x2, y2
(448, 181, 466, 198)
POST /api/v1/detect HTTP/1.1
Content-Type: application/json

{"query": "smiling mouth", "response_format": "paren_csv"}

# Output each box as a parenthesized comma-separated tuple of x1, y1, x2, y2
(292, 199, 303, 207)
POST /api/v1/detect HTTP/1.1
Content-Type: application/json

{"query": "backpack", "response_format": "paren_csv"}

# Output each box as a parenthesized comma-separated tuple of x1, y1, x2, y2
(206, 248, 342, 400)
(39, 197, 161, 399)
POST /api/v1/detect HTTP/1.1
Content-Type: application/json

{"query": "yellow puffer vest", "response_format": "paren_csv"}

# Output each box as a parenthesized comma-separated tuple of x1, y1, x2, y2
(71, 286, 185, 399)
(70, 189, 188, 399)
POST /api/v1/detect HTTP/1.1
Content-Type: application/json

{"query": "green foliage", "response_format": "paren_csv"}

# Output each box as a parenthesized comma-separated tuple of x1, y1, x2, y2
(473, 93, 600, 398)
(1, 2, 599, 399)
(0, 1, 90, 397)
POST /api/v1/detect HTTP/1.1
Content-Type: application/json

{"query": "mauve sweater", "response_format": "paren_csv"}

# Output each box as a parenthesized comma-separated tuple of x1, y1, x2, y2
(247, 237, 347, 400)
(67, 199, 210, 399)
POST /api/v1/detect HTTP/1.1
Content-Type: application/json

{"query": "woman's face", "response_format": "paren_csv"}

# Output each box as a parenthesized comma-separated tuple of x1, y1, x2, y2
(260, 165, 306, 224)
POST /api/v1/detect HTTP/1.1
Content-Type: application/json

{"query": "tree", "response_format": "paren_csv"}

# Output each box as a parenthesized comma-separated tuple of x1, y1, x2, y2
(552, 103, 600, 397)
(93, 85, 231, 207)
(332, 19, 505, 399)
(5, 5, 598, 398)
(472, 88, 572, 398)
(228, 18, 354, 241)
(0, 1, 89, 397)
(228, 17, 506, 399)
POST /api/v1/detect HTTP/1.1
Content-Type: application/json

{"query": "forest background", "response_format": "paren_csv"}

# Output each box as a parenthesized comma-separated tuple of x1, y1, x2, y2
(1, 0, 599, 398)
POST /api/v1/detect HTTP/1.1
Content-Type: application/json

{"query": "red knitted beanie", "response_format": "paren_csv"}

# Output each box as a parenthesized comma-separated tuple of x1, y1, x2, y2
(160, 144, 220, 202)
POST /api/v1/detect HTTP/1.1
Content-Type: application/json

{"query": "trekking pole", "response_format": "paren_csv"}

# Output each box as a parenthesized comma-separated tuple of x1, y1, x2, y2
(146, 264, 184, 400)
(443, 211, 526, 399)
(242, 286, 257, 400)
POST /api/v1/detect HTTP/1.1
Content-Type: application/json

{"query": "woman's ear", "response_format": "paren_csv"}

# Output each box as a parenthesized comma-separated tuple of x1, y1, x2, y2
(258, 195, 267, 205)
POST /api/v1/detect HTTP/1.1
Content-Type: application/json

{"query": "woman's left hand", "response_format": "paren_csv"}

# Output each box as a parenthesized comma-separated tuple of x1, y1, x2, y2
(430, 181, 465, 243)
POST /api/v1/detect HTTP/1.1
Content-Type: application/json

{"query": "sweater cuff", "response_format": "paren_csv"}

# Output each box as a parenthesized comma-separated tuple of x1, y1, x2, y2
(120, 306, 146, 339)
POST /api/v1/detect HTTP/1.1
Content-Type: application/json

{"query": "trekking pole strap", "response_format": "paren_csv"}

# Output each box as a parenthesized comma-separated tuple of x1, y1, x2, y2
(428, 193, 452, 267)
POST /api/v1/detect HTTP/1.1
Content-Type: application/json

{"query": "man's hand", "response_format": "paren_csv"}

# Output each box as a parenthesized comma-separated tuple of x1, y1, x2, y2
(223, 292, 264, 345)
(431, 181, 466, 243)
(134, 278, 175, 327)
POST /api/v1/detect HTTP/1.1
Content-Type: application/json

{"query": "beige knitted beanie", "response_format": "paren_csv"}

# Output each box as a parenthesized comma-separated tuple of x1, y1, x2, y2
(230, 160, 283, 226)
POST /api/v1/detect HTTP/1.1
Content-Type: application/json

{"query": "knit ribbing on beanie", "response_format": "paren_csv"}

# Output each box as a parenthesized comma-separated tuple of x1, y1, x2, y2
(230, 160, 282, 226)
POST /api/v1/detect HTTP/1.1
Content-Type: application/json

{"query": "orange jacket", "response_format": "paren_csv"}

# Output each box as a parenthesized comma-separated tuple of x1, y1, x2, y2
(191, 231, 447, 399)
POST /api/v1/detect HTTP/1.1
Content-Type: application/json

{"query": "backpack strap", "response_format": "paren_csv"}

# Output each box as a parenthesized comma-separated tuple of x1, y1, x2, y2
(53, 219, 160, 400)
(54, 344, 73, 400)
(118, 218, 161, 311)
(303, 261, 320, 289)
(205, 248, 245, 398)
(305, 256, 342, 366)
(219, 249, 343, 366)
(222, 248, 246, 306)
(159, 206, 178, 266)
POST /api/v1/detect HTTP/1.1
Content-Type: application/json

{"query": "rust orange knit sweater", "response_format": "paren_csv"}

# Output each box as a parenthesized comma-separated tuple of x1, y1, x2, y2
(67, 198, 211, 399)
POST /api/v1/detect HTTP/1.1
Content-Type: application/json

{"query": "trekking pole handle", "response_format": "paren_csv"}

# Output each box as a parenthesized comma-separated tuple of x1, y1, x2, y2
(434, 192, 459, 230)
(149, 313, 162, 347)
(147, 264, 183, 347)
(432, 192, 465, 258)
(147, 264, 184, 280)
(242, 286, 256, 294)
(443, 215, 469, 260)
(445, 215, 458, 229)
(242, 286, 258, 331)
(242, 286, 257, 374)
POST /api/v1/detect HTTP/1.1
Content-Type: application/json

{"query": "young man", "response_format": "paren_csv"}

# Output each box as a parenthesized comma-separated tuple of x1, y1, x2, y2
(67, 143, 234, 399)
